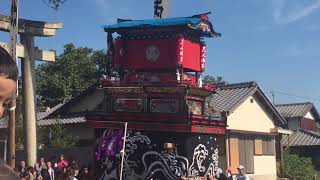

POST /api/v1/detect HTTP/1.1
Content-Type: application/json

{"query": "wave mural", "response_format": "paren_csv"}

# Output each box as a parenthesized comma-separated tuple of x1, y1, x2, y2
(96, 130, 222, 180)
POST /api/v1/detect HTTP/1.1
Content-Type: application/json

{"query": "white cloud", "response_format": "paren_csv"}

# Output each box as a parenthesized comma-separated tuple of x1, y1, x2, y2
(272, 0, 320, 24)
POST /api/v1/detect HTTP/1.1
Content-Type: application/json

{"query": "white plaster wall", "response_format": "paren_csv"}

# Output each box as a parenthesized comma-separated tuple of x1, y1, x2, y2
(227, 94, 275, 133)
(304, 111, 315, 120)
(253, 155, 276, 175)
(244, 156, 277, 180)
(248, 174, 277, 180)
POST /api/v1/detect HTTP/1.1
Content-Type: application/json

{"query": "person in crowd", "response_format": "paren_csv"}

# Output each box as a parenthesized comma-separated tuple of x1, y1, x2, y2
(20, 171, 30, 180)
(225, 167, 233, 180)
(218, 167, 233, 180)
(67, 168, 78, 180)
(35, 157, 47, 176)
(56, 154, 69, 173)
(78, 167, 90, 180)
(27, 166, 37, 180)
(55, 172, 68, 180)
(236, 165, 250, 180)
(18, 160, 26, 174)
(40, 168, 50, 180)
(208, 175, 217, 180)
(41, 161, 55, 180)
(36, 175, 44, 180)
(0, 46, 18, 118)
(25, 167, 37, 180)
(69, 160, 79, 177)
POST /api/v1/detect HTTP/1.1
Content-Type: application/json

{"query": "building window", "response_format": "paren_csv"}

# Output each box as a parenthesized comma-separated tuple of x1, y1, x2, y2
(238, 136, 254, 174)
(254, 137, 275, 156)
(262, 138, 275, 155)
(229, 135, 275, 174)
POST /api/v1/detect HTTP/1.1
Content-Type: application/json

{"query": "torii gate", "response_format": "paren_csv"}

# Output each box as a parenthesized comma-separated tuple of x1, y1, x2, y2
(0, 13, 62, 167)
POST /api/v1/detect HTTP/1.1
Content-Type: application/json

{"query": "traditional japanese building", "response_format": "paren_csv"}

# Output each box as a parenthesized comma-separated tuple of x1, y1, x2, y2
(278, 102, 320, 170)
(208, 81, 288, 180)
(85, 14, 227, 179)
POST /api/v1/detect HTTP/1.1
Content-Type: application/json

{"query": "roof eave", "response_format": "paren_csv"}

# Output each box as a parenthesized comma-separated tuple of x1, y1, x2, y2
(256, 87, 287, 127)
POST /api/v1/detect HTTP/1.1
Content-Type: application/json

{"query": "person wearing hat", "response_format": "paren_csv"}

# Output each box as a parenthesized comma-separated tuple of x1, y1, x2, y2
(236, 165, 249, 180)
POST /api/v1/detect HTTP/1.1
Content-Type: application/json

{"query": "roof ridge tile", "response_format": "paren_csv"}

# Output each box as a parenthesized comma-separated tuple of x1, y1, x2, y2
(275, 102, 312, 107)
(218, 81, 257, 90)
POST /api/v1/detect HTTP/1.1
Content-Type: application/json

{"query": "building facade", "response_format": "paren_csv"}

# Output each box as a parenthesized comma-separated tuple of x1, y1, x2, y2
(208, 81, 287, 180)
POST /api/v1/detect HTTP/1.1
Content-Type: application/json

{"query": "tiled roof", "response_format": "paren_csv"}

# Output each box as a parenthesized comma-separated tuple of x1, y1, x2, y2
(0, 116, 85, 128)
(0, 103, 84, 128)
(37, 117, 86, 126)
(37, 103, 65, 120)
(275, 102, 314, 118)
(207, 81, 286, 126)
(208, 81, 258, 112)
(282, 129, 320, 146)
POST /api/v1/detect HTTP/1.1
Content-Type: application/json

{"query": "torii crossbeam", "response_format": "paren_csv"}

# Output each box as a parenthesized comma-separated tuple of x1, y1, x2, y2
(0, 13, 62, 167)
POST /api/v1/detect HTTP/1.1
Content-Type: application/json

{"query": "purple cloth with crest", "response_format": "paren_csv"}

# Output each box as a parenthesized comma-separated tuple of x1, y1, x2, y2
(95, 128, 124, 161)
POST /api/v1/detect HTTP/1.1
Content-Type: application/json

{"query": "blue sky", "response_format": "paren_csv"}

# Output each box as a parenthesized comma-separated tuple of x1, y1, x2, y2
(1, 0, 320, 108)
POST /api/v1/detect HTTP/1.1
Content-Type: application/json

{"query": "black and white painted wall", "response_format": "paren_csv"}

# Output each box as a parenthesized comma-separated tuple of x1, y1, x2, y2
(95, 129, 226, 180)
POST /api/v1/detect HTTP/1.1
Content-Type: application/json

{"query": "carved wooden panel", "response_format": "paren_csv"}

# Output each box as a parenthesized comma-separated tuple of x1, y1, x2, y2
(150, 99, 179, 113)
(115, 98, 143, 112)
(187, 100, 203, 115)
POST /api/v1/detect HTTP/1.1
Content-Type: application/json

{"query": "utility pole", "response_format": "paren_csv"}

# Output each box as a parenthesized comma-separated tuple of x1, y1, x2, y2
(271, 91, 275, 105)
(8, 0, 19, 168)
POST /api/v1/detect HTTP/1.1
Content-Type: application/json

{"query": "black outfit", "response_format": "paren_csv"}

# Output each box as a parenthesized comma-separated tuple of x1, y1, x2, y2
(41, 168, 55, 180)
(218, 173, 233, 180)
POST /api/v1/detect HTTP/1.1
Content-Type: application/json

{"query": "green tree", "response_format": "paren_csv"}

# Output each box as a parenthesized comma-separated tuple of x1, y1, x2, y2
(36, 43, 106, 107)
(282, 150, 318, 180)
(39, 119, 79, 149)
(202, 75, 224, 85)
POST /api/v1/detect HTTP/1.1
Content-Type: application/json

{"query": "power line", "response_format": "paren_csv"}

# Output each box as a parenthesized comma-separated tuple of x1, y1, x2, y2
(269, 90, 320, 103)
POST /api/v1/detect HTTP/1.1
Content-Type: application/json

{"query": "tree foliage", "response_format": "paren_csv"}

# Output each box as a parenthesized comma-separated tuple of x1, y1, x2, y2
(282, 150, 318, 180)
(36, 43, 106, 107)
(39, 119, 79, 149)
(202, 75, 224, 85)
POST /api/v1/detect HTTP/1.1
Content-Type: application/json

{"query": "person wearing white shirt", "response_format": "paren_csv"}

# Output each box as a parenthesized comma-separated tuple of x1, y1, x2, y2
(236, 165, 250, 180)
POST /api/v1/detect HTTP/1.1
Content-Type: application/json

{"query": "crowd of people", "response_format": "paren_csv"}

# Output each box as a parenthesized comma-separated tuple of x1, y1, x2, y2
(15, 154, 91, 180)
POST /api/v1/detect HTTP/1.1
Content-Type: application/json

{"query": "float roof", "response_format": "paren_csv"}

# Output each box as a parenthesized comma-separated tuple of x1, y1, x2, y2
(103, 13, 221, 38)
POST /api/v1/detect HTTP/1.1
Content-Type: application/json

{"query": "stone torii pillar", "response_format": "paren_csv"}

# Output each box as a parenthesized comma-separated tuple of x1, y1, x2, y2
(0, 14, 62, 166)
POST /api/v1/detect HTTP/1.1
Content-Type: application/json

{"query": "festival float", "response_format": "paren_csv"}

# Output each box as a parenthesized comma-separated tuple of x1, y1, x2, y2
(86, 11, 226, 179)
